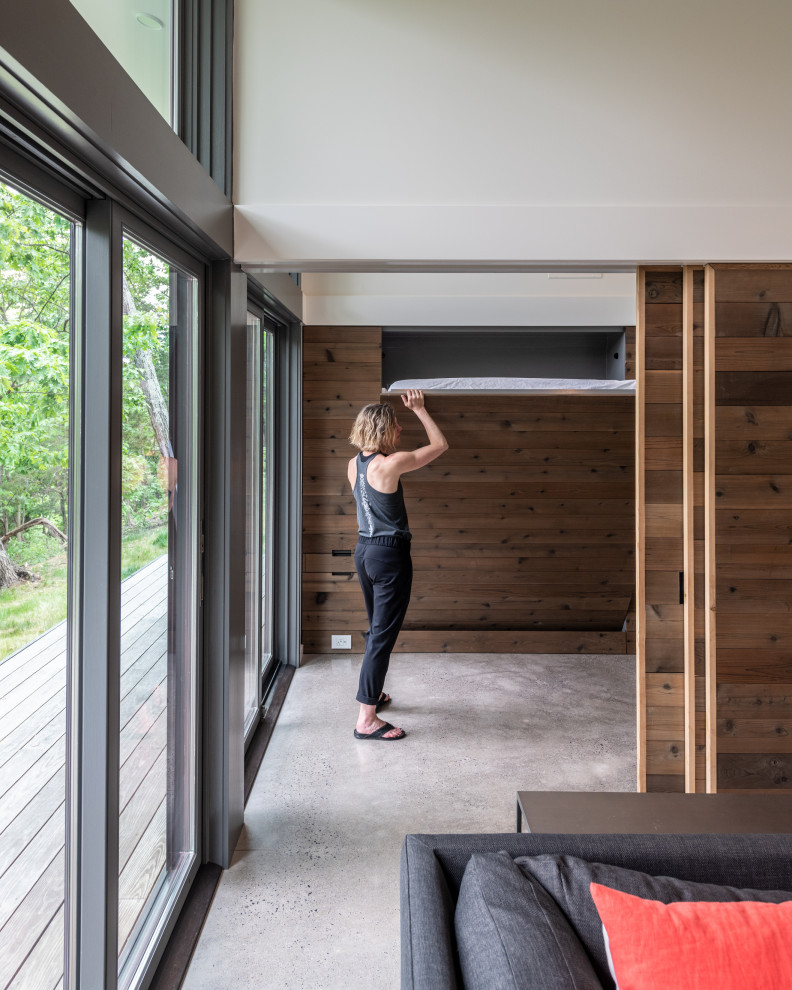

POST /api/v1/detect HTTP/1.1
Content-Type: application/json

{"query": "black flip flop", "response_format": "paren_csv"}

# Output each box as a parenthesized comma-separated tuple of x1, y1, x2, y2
(353, 721, 406, 741)
(375, 692, 391, 712)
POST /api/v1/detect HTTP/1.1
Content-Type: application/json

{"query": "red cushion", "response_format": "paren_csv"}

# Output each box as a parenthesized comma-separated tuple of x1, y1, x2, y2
(590, 881, 792, 990)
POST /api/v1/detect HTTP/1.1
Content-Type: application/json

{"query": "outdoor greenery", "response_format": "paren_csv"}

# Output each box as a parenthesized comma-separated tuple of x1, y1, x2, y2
(0, 180, 171, 659)
(0, 527, 166, 659)
(120, 236, 171, 554)
(0, 182, 71, 538)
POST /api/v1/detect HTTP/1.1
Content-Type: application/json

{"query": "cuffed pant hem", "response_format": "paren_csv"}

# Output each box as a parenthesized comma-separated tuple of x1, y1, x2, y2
(356, 692, 380, 705)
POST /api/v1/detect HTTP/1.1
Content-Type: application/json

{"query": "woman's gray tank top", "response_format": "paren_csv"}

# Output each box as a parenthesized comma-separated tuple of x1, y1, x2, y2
(353, 452, 411, 540)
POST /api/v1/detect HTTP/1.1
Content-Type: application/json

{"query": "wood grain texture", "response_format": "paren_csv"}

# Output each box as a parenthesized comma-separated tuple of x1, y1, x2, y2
(683, 267, 697, 791)
(712, 266, 792, 793)
(302, 629, 628, 655)
(693, 269, 707, 792)
(635, 271, 648, 790)
(704, 265, 718, 791)
(302, 326, 635, 655)
(638, 269, 686, 791)
(0, 558, 172, 987)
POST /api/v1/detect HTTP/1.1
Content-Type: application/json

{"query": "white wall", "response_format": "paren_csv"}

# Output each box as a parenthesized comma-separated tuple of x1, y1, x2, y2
(301, 272, 636, 326)
(69, 0, 172, 120)
(235, 0, 792, 267)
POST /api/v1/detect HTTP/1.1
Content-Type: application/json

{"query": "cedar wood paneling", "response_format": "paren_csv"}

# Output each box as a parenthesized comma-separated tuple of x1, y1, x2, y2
(640, 269, 686, 792)
(302, 326, 635, 656)
(711, 265, 792, 792)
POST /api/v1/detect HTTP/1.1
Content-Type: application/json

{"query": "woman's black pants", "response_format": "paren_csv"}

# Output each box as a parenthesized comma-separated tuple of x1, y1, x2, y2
(354, 537, 412, 705)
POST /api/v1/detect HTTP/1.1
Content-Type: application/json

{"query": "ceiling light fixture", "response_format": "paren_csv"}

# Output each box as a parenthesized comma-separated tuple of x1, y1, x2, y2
(136, 12, 164, 29)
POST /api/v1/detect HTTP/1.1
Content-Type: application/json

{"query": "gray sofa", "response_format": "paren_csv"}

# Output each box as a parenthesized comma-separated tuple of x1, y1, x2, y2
(401, 832, 792, 989)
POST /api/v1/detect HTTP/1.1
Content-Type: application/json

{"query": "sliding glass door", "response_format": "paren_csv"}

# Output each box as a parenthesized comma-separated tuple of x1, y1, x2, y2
(244, 311, 262, 737)
(117, 230, 199, 987)
(244, 305, 274, 743)
(0, 177, 78, 990)
(260, 327, 273, 674)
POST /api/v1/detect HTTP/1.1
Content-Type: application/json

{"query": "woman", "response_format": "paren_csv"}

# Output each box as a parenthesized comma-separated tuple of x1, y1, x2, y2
(347, 389, 448, 740)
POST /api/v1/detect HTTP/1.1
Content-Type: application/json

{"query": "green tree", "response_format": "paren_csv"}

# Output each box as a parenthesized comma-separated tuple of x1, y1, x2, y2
(0, 183, 71, 588)
(0, 183, 172, 589)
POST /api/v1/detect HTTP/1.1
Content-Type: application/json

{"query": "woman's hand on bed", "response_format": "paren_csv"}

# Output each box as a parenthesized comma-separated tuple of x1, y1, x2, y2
(401, 389, 424, 411)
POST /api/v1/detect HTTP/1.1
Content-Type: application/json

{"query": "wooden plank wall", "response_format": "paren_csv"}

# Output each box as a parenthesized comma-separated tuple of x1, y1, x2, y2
(639, 269, 686, 792)
(709, 265, 792, 792)
(302, 325, 636, 656)
(303, 325, 383, 655)
(394, 393, 635, 653)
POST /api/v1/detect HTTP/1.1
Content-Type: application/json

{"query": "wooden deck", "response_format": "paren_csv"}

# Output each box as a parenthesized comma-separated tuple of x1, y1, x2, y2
(0, 556, 169, 989)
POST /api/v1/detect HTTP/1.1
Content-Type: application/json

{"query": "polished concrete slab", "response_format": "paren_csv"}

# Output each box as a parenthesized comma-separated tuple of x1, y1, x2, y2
(183, 652, 635, 989)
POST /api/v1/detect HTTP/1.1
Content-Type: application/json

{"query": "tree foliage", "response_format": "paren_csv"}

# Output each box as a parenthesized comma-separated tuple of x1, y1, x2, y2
(0, 184, 71, 536)
(0, 181, 172, 587)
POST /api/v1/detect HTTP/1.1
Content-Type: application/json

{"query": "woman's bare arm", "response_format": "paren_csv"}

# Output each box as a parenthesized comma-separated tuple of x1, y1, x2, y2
(386, 390, 448, 476)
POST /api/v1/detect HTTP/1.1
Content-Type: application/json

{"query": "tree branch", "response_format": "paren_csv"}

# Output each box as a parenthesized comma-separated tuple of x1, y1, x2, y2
(1, 516, 67, 545)
(35, 274, 69, 322)
(17, 242, 70, 256)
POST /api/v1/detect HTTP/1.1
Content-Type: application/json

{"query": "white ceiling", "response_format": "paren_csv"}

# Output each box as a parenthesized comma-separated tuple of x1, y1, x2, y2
(234, 0, 792, 269)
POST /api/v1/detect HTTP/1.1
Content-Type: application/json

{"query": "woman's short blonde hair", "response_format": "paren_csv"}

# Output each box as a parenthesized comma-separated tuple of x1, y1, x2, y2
(349, 403, 398, 453)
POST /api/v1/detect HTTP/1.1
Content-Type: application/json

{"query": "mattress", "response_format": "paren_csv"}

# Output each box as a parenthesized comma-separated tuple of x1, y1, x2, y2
(387, 376, 636, 392)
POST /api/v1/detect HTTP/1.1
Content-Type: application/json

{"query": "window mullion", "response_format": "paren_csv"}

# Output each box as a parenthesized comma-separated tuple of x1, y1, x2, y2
(66, 196, 123, 989)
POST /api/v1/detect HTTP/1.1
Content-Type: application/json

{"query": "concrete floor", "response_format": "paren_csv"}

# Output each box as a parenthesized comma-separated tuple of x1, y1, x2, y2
(183, 651, 636, 989)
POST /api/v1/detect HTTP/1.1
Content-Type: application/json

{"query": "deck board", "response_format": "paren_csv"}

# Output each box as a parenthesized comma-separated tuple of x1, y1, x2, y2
(0, 775, 64, 878)
(118, 801, 166, 955)
(0, 556, 170, 990)
(8, 905, 63, 990)
(0, 701, 65, 774)
(0, 560, 161, 690)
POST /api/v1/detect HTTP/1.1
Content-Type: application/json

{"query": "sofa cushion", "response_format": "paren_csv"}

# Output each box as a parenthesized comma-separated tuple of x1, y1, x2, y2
(454, 852, 604, 990)
(590, 882, 792, 990)
(515, 854, 792, 989)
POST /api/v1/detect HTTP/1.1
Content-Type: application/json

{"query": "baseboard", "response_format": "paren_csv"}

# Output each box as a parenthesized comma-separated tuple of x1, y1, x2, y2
(393, 630, 629, 653)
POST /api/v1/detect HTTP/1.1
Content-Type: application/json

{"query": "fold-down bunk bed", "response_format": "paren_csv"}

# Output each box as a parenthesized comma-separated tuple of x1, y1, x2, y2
(302, 327, 636, 656)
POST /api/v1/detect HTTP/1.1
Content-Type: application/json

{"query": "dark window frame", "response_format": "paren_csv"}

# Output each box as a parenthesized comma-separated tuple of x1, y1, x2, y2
(178, 0, 233, 198)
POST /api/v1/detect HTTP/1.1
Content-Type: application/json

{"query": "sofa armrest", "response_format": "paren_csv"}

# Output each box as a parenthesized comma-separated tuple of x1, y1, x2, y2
(401, 835, 460, 990)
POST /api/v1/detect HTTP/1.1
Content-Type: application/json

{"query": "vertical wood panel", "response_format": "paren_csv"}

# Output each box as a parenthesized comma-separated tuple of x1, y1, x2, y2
(635, 272, 647, 791)
(682, 267, 696, 790)
(624, 325, 636, 380)
(638, 268, 685, 793)
(692, 269, 707, 792)
(704, 266, 718, 792)
(711, 265, 792, 793)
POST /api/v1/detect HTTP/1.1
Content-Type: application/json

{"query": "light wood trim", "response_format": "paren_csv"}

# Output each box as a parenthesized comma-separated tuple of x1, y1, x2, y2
(682, 267, 696, 791)
(636, 268, 647, 792)
(707, 263, 792, 271)
(704, 265, 718, 792)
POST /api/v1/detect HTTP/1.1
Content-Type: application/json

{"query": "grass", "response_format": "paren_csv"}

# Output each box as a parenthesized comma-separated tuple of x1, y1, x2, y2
(0, 525, 167, 662)
(121, 525, 168, 579)
(0, 553, 68, 661)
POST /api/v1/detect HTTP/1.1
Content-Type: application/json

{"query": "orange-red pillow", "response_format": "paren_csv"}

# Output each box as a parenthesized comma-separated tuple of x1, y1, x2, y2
(590, 881, 792, 990)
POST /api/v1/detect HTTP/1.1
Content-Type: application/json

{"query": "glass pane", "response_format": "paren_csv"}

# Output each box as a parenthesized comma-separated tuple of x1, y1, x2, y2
(0, 181, 73, 987)
(68, 0, 174, 123)
(118, 238, 197, 980)
(244, 312, 261, 735)
(261, 330, 273, 668)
